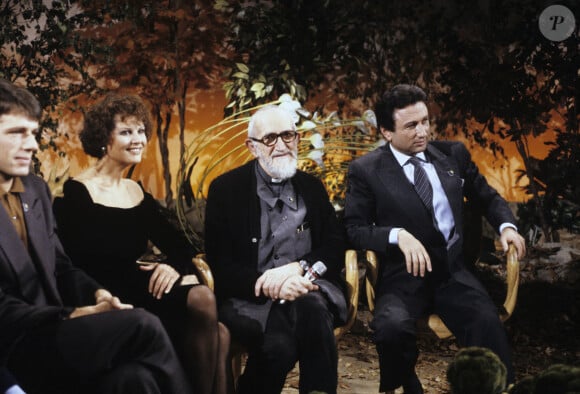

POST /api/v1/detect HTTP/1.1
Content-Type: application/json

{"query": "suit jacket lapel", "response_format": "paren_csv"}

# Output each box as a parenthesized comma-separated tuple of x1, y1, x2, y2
(0, 188, 54, 304)
(375, 146, 425, 212)
(20, 179, 61, 303)
(426, 145, 464, 225)
(0, 205, 36, 289)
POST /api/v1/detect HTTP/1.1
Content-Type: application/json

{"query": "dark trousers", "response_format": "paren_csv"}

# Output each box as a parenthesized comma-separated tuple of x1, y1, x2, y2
(371, 277, 513, 392)
(222, 291, 338, 394)
(7, 308, 192, 394)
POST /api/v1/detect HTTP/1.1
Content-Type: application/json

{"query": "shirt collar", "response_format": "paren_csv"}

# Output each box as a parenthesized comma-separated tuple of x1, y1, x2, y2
(388, 144, 428, 167)
(255, 163, 297, 210)
(0, 177, 25, 197)
(256, 161, 287, 185)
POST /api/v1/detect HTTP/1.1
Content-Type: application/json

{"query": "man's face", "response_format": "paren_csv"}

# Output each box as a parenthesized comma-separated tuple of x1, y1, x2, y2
(0, 113, 39, 185)
(246, 110, 300, 180)
(381, 101, 430, 156)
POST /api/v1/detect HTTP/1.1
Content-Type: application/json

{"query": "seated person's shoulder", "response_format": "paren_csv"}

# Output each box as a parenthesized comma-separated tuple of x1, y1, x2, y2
(210, 163, 251, 190)
(68, 172, 144, 207)
(20, 173, 53, 201)
(64, 174, 96, 201)
(349, 146, 384, 171)
(71, 170, 96, 192)
(22, 172, 48, 187)
(53, 178, 87, 209)
(122, 178, 144, 196)
(430, 140, 467, 155)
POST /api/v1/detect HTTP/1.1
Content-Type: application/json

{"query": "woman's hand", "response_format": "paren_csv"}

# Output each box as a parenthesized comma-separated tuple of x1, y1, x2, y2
(139, 263, 181, 299)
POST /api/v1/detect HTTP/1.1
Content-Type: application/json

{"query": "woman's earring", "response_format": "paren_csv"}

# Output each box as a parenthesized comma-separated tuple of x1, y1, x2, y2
(101, 146, 106, 153)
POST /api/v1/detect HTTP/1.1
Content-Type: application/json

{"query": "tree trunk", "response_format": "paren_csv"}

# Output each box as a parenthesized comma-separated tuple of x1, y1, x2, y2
(514, 135, 551, 242)
(178, 80, 188, 166)
(154, 105, 173, 208)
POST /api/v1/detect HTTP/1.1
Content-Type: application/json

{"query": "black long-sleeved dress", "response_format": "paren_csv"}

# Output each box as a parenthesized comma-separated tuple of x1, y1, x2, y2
(53, 179, 198, 337)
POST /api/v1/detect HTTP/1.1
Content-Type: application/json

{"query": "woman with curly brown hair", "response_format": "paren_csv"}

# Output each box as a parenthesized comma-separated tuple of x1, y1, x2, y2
(53, 94, 232, 394)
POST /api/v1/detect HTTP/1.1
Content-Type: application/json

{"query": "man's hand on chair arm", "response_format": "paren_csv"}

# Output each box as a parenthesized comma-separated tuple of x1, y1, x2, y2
(500, 226, 526, 260)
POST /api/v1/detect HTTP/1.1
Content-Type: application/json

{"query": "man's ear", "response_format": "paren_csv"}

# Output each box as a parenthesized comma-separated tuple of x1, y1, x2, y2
(245, 139, 258, 157)
(380, 126, 393, 142)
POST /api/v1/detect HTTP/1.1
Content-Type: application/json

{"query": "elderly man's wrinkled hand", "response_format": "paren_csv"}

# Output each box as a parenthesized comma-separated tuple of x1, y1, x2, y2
(254, 262, 302, 299)
(278, 275, 317, 302)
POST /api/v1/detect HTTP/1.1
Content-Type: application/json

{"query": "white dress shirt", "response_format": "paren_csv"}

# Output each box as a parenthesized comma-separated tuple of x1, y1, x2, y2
(388, 145, 455, 243)
(387, 144, 516, 245)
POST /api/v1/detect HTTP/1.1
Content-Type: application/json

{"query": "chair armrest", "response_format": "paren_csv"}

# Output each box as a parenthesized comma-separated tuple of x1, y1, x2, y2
(501, 243, 519, 321)
(334, 249, 360, 338)
(192, 254, 214, 291)
(363, 244, 520, 340)
(365, 250, 379, 313)
(429, 243, 520, 338)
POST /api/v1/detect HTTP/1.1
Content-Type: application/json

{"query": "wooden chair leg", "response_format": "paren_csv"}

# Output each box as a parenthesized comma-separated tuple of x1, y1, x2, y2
(230, 342, 247, 389)
(231, 353, 243, 387)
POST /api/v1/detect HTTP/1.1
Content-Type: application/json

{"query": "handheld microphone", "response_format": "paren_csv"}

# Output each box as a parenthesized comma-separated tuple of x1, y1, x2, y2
(279, 261, 327, 304)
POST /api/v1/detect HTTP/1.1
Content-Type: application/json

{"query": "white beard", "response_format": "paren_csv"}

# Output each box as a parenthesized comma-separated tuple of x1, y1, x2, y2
(256, 150, 298, 180)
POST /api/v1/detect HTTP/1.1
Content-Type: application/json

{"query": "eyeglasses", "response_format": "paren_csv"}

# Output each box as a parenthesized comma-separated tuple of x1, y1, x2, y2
(249, 130, 298, 147)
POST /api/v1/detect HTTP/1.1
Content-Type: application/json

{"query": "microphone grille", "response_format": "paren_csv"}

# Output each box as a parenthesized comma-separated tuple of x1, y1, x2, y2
(312, 261, 327, 276)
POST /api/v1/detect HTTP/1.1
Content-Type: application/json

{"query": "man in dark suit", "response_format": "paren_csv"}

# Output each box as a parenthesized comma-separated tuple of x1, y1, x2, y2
(344, 84, 526, 394)
(205, 105, 347, 394)
(0, 79, 192, 394)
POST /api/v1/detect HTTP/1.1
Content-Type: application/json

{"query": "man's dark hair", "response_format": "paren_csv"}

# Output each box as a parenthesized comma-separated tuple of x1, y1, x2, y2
(0, 79, 41, 121)
(375, 84, 427, 131)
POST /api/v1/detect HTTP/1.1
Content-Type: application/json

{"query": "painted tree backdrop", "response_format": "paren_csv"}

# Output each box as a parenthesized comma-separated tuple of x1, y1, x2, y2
(1, 0, 577, 240)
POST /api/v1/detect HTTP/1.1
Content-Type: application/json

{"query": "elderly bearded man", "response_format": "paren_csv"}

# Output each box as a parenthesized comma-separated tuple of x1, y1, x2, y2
(205, 105, 347, 394)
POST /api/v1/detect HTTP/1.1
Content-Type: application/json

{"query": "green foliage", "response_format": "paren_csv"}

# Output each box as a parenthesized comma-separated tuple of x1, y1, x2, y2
(0, 0, 99, 174)
(219, 0, 481, 114)
(3, 0, 577, 243)
(447, 347, 507, 394)
(75, 0, 230, 206)
(518, 197, 579, 242)
(221, 0, 579, 243)
(428, 0, 579, 242)
(223, 61, 307, 116)
(533, 364, 580, 394)
(508, 376, 535, 394)
(517, 129, 580, 242)
(216, 0, 319, 114)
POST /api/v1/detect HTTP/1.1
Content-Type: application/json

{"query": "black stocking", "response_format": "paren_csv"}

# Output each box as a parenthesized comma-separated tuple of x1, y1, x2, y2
(184, 286, 234, 394)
